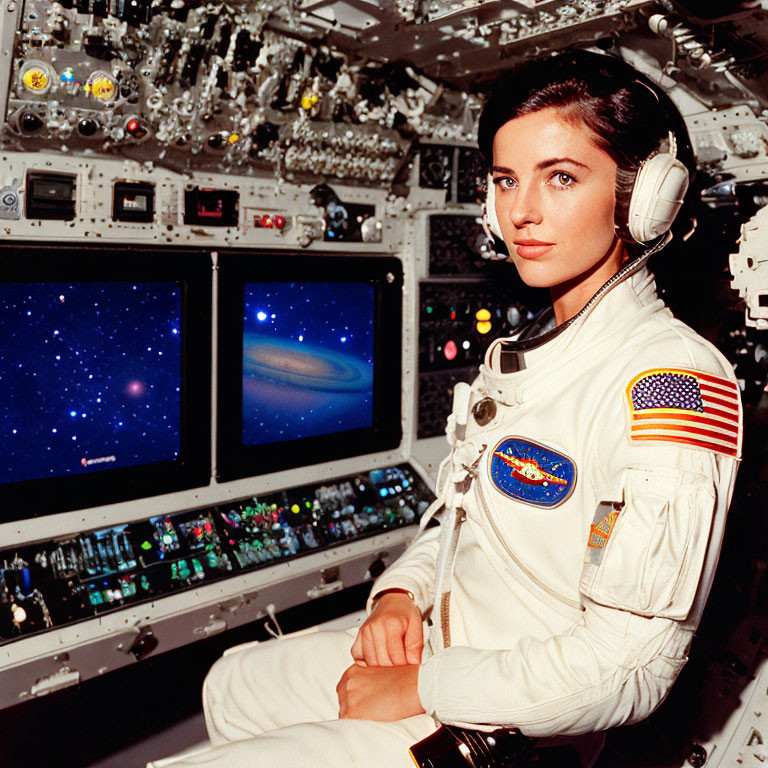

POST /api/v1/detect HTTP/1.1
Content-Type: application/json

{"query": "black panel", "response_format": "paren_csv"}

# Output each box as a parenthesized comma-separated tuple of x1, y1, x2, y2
(183, 187, 239, 227)
(417, 366, 478, 440)
(25, 172, 77, 221)
(112, 181, 155, 223)
(417, 279, 547, 438)
(456, 147, 486, 204)
(0, 464, 433, 645)
(417, 143, 453, 192)
(428, 214, 488, 275)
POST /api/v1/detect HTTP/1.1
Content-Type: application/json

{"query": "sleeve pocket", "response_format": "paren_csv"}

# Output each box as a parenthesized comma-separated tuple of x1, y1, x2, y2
(580, 468, 716, 620)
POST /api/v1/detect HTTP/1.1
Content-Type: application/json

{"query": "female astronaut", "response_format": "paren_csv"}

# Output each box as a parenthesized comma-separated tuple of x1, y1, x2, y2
(151, 50, 742, 768)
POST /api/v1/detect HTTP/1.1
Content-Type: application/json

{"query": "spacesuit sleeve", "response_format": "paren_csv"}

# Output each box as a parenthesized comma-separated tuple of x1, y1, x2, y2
(365, 524, 441, 615)
(416, 448, 734, 736)
(417, 356, 742, 736)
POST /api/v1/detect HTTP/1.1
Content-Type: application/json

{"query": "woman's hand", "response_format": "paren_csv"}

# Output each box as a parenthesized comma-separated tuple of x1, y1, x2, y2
(350, 593, 423, 666)
(337, 662, 425, 721)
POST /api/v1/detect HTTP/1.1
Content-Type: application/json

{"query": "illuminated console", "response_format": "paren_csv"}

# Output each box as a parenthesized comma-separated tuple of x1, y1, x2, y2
(0, 464, 431, 646)
(0, 463, 434, 708)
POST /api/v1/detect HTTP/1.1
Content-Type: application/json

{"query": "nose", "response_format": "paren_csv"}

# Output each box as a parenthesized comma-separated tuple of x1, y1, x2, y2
(507, 183, 543, 229)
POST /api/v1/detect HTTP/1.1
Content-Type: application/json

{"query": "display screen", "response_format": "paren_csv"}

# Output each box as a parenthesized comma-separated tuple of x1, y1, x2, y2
(0, 281, 182, 484)
(241, 281, 374, 446)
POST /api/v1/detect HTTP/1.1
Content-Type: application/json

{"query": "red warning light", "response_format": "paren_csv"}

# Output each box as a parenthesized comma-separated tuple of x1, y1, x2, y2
(444, 340, 458, 361)
(126, 119, 139, 134)
(254, 213, 287, 229)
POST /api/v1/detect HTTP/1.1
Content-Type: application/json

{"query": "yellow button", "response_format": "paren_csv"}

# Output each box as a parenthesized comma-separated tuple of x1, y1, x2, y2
(475, 308, 491, 321)
(22, 66, 49, 92)
(477, 321, 492, 335)
(291, 504, 300, 513)
(301, 90, 319, 110)
(90, 74, 116, 102)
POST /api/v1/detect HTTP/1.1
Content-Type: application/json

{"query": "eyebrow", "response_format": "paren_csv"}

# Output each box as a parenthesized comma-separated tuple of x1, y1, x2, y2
(492, 157, 590, 174)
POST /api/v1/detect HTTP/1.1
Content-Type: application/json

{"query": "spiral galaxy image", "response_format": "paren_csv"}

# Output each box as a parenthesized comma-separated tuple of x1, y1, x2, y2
(242, 281, 374, 446)
(0, 281, 182, 483)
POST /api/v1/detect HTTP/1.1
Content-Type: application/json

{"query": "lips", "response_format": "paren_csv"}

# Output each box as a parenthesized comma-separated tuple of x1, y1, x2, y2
(513, 240, 554, 259)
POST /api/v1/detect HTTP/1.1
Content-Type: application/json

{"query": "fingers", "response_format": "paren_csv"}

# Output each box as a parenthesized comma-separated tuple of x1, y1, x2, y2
(384, 623, 408, 666)
(351, 599, 423, 667)
(403, 615, 424, 666)
(361, 626, 381, 667)
(351, 621, 382, 666)
(350, 630, 364, 661)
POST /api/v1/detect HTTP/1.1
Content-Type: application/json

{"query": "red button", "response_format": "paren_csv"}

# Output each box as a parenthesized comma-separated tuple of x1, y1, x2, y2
(274, 215, 286, 229)
(126, 119, 139, 133)
(444, 340, 458, 361)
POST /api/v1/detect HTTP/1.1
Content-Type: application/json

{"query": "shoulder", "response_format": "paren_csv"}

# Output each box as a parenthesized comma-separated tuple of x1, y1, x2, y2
(593, 313, 742, 469)
(612, 312, 736, 387)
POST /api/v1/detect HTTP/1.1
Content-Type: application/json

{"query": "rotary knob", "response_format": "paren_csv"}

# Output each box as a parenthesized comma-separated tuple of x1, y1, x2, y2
(78, 118, 99, 137)
(20, 112, 44, 133)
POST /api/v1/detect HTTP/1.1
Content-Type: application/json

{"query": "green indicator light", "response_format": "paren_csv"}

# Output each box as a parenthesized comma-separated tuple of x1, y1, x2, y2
(305, 501, 311, 508)
(426, 306, 433, 314)
(141, 541, 152, 550)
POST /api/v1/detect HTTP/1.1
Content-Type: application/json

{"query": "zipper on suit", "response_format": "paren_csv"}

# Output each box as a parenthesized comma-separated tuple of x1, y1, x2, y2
(440, 591, 452, 647)
(474, 474, 582, 612)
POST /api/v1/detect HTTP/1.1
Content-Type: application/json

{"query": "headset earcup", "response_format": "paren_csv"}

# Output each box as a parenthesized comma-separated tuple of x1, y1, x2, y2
(482, 174, 504, 241)
(627, 153, 690, 243)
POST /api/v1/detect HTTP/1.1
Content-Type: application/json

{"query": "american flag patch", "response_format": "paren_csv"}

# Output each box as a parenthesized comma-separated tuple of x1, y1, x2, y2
(626, 368, 742, 458)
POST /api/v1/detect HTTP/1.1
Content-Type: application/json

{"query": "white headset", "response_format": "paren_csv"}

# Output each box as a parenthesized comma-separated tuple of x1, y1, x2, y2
(482, 99, 690, 248)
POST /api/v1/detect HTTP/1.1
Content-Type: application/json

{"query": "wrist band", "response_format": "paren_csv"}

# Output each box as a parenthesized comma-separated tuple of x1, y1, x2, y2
(372, 587, 415, 605)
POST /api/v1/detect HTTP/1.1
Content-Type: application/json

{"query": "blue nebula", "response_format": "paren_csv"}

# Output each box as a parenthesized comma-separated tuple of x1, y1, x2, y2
(242, 281, 374, 446)
(0, 282, 182, 483)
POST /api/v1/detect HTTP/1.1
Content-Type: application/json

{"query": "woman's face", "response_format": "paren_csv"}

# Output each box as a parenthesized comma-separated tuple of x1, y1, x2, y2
(491, 107, 625, 297)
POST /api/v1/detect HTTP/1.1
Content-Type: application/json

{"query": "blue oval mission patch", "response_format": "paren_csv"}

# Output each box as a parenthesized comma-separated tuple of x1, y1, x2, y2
(489, 437, 576, 508)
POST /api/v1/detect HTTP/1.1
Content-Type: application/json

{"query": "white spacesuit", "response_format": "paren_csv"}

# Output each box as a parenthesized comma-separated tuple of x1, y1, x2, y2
(150, 263, 741, 768)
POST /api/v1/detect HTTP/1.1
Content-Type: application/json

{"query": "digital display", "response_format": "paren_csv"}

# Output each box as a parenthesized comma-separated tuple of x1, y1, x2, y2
(184, 188, 239, 226)
(0, 281, 182, 484)
(113, 182, 155, 222)
(241, 281, 374, 446)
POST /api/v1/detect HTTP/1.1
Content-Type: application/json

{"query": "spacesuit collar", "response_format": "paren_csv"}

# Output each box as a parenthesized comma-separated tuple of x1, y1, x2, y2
(481, 260, 662, 401)
(493, 235, 667, 368)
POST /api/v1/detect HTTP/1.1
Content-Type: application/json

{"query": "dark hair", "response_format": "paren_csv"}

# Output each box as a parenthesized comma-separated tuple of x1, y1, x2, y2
(478, 49, 696, 242)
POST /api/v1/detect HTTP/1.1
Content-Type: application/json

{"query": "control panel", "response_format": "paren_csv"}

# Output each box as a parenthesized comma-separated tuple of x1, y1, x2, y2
(416, 214, 548, 439)
(0, 464, 433, 647)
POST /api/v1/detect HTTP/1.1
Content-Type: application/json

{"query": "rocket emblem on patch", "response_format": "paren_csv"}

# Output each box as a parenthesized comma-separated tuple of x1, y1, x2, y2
(489, 437, 576, 508)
